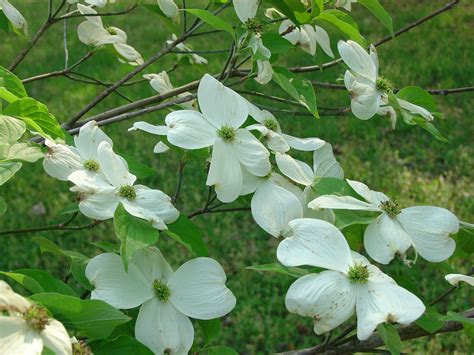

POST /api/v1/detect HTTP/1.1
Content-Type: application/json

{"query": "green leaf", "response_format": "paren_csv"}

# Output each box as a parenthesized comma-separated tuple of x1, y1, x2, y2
(0, 65, 27, 98)
(311, 177, 359, 198)
(31, 237, 94, 290)
(141, 4, 178, 33)
(376, 323, 402, 355)
(0, 114, 26, 142)
(0, 271, 44, 294)
(265, 0, 311, 25)
(198, 319, 221, 347)
(0, 161, 22, 185)
(246, 263, 309, 278)
(120, 153, 155, 179)
(3, 97, 64, 139)
(0, 87, 19, 103)
(358, 0, 393, 34)
(185, 9, 235, 38)
(1, 269, 77, 297)
(90, 336, 153, 355)
(317, 10, 366, 46)
(396, 86, 436, 112)
(202, 345, 239, 355)
(166, 214, 208, 257)
(335, 210, 376, 230)
(30, 293, 131, 340)
(93, 241, 119, 253)
(293, 78, 319, 118)
(0, 195, 6, 215)
(0, 142, 44, 162)
(113, 204, 160, 269)
(272, 67, 299, 101)
(452, 224, 474, 257)
(416, 307, 444, 333)
(261, 33, 295, 54)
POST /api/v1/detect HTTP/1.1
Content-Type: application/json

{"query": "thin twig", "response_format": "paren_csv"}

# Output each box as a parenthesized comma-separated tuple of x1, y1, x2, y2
(0, 219, 103, 236)
(172, 158, 187, 204)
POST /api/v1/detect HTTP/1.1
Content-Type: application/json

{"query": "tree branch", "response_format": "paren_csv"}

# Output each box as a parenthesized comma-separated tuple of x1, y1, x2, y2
(279, 308, 473, 354)
(0, 218, 103, 237)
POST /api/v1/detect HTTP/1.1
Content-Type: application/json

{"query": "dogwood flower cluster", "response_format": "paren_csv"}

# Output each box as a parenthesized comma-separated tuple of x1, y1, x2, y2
(86, 247, 236, 354)
(43, 121, 179, 229)
(0, 281, 71, 354)
(76, 4, 143, 65)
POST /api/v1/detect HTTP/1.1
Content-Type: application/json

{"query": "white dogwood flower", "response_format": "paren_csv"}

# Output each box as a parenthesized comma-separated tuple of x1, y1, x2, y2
(0, 0, 27, 35)
(277, 218, 425, 340)
(77, 4, 143, 65)
(279, 20, 334, 57)
(247, 106, 326, 153)
(68, 141, 179, 229)
(309, 179, 459, 264)
(143, 72, 196, 110)
(335, 0, 357, 11)
(167, 34, 208, 65)
(377, 99, 434, 129)
(338, 40, 391, 120)
(255, 60, 273, 85)
(86, 248, 236, 354)
(0, 281, 72, 355)
(130, 74, 271, 203)
(43, 120, 112, 181)
(445, 274, 474, 287)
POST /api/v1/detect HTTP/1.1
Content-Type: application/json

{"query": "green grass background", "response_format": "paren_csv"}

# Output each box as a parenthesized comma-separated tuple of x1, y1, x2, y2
(1, 0, 473, 353)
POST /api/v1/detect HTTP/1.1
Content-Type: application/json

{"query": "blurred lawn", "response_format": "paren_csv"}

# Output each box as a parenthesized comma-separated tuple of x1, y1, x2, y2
(1, 0, 473, 353)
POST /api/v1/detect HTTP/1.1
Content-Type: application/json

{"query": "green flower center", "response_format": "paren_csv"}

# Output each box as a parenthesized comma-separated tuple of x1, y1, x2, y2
(376, 76, 392, 94)
(73, 340, 92, 355)
(83, 159, 100, 172)
(118, 185, 136, 200)
(153, 280, 171, 302)
(347, 263, 370, 284)
(262, 117, 278, 131)
(23, 305, 50, 331)
(379, 199, 401, 217)
(244, 18, 263, 34)
(106, 27, 117, 35)
(217, 125, 236, 142)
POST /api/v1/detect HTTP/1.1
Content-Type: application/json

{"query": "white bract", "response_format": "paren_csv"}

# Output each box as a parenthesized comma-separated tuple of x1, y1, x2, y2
(377, 98, 434, 129)
(77, 4, 143, 65)
(0, 0, 27, 35)
(276, 143, 344, 221)
(0, 281, 72, 355)
(157, 0, 179, 22)
(279, 20, 334, 57)
(338, 40, 390, 120)
(143, 72, 196, 110)
(86, 248, 236, 354)
(130, 74, 271, 203)
(247, 106, 326, 153)
(233, 0, 259, 23)
(247, 171, 304, 238)
(309, 179, 459, 264)
(445, 274, 474, 287)
(167, 34, 208, 65)
(277, 218, 425, 340)
(43, 120, 112, 181)
(68, 141, 179, 229)
(335, 0, 357, 11)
